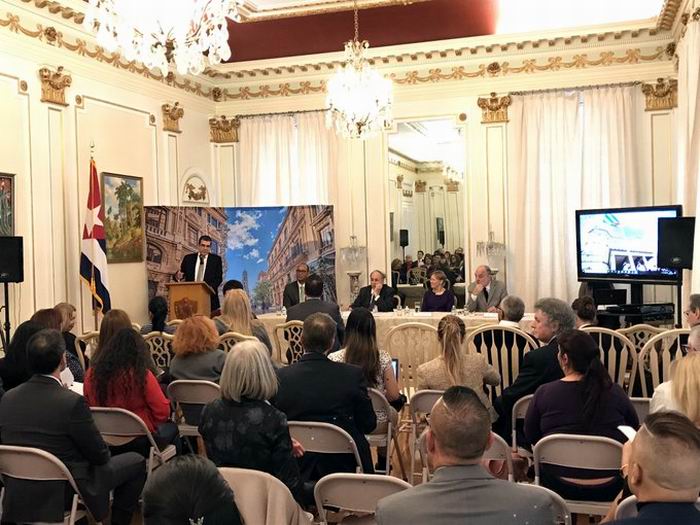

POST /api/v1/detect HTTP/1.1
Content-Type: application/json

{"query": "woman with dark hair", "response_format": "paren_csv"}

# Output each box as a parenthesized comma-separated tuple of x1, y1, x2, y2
(141, 296, 175, 335)
(84, 328, 174, 450)
(571, 296, 597, 328)
(420, 270, 455, 312)
(32, 307, 84, 381)
(0, 320, 43, 390)
(94, 309, 132, 363)
(524, 329, 638, 501)
(143, 455, 242, 525)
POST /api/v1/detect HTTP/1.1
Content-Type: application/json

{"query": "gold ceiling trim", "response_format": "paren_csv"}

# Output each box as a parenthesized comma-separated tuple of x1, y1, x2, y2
(237, 0, 430, 23)
(657, 0, 683, 31)
(0, 12, 215, 99)
(641, 77, 677, 111)
(20, 0, 85, 24)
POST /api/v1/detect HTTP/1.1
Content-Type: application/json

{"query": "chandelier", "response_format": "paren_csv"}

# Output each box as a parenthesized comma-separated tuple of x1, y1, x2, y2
(83, 0, 243, 76)
(326, 1, 393, 139)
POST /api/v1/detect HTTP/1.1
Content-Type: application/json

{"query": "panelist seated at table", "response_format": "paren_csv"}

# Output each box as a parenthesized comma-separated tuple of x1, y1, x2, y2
(351, 270, 396, 312)
(466, 265, 508, 313)
(421, 271, 456, 312)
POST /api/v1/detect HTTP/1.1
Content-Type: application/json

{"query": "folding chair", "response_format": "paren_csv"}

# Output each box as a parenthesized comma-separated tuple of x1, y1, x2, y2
(288, 421, 364, 473)
(273, 321, 304, 364)
(516, 483, 572, 525)
(630, 397, 650, 423)
(533, 433, 623, 515)
(0, 445, 92, 525)
(511, 394, 534, 453)
(90, 407, 177, 477)
(483, 433, 515, 482)
(314, 473, 412, 525)
(408, 389, 443, 483)
(143, 331, 175, 370)
(367, 388, 406, 479)
(615, 495, 700, 519)
(218, 331, 258, 353)
(167, 380, 221, 437)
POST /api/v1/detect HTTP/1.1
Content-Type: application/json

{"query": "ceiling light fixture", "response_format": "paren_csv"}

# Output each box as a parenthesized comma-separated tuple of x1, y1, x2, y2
(326, 0, 393, 139)
(84, 0, 243, 76)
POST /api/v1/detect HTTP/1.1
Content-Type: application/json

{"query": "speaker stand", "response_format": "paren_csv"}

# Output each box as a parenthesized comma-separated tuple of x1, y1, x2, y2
(3, 282, 10, 348)
(676, 280, 683, 328)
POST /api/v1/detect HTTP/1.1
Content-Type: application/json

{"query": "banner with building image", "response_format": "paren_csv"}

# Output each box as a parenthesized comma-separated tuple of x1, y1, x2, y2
(145, 205, 336, 313)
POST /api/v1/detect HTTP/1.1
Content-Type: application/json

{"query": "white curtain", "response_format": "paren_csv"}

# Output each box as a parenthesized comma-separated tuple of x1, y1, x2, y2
(506, 86, 642, 308)
(237, 111, 338, 206)
(677, 19, 700, 291)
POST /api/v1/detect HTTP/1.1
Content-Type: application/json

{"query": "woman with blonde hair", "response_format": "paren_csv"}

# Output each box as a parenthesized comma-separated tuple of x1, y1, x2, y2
(214, 289, 273, 354)
(651, 351, 700, 426)
(199, 340, 303, 502)
(170, 315, 226, 383)
(416, 315, 500, 420)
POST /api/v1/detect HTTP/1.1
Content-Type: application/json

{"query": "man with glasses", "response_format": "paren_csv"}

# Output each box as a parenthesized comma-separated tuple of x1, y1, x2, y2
(283, 263, 310, 309)
(684, 294, 700, 328)
(176, 235, 224, 313)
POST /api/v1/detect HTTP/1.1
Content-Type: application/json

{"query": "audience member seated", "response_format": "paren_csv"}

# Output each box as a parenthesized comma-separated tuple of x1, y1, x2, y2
(400, 256, 416, 284)
(375, 386, 554, 525)
(273, 312, 376, 478)
(141, 296, 175, 335)
(199, 340, 303, 502)
(214, 289, 273, 353)
(31, 307, 84, 382)
(572, 296, 597, 328)
(84, 328, 176, 454)
(390, 258, 402, 288)
(0, 329, 146, 525)
(524, 329, 638, 501)
(416, 250, 425, 267)
(421, 270, 455, 312)
(650, 346, 700, 426)
(417, 315, 500, 421)
(0, 320, 43, 390)
(351, 270, 396, 312)
(93, 308, 133, 363)
(283, 263, 310, 309)
(494, 298, 575, 442)
(55, 301, 89, 373)
(171, 315, 226, 382)
(606, 412, 700, 524)
(143, 454, 242, 525)
(286, 273, 345, 352)
(684, 293, 700, 328)
(466, 265, 508, 313)
(222, 278, 244, 295)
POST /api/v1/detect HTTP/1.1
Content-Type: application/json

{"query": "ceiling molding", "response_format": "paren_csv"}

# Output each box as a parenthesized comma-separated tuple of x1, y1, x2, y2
(236, 0, 431, 22)
(656, 0, 684, 30)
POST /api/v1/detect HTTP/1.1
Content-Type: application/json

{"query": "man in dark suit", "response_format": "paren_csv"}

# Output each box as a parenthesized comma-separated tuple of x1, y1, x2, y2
(493, 298, 575, 442)
(0, 329, 146, 524)
(273, 312, 376, 480)
(286, 273, 344, 351)
(351, 270, 396, 312)
(177, 234, 223, 312)
(282, 263, 309, 309)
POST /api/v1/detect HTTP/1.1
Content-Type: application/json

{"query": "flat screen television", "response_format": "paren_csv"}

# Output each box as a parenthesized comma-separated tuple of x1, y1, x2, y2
(575, 205, 682, 284)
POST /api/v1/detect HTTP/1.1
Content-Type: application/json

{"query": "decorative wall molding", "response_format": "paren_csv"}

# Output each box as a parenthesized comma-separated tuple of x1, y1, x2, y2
(38, 64, 71, 105)
(402, 189, 413, 198)
(162, 102, 184, 133)
(641, 77, 678, 111)
(20, 0, 84, 24)
(445, 180, 460, 192)
(657, 0, 683, 30)
(415, 180, 427, 193)
(395, 174, 403, 189)
(182, 174, 209, 204)
(209, 115, 240, 143)
(477, 92, 511, 123)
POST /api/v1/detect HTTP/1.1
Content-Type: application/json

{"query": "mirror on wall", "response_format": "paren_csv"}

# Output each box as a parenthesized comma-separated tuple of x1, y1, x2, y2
(386, 118, 466, 287)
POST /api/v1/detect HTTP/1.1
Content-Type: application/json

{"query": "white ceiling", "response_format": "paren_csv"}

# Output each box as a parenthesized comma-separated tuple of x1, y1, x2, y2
(239, 0, 420, 20)
(388, 119, 465, 174)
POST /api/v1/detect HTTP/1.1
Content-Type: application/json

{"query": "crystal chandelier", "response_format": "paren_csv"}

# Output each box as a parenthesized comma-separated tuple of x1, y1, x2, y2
(326, 1, 393, 139)
(84, 0, 243, 76)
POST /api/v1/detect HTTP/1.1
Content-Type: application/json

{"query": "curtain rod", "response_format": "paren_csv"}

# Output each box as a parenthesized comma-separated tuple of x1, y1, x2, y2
(236, 108, 328, 119)
(510, 81, 641, 96)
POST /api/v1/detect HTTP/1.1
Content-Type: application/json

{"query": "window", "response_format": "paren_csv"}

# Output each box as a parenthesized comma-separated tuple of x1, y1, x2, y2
(320, 227, 334, 248)
(146, 243, 163, 264)
(187, 224, 198, 245)
(146, 208, 166, 230)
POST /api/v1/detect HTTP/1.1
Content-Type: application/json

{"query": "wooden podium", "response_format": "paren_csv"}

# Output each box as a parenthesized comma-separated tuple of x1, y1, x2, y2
(166, 282, 215, 319)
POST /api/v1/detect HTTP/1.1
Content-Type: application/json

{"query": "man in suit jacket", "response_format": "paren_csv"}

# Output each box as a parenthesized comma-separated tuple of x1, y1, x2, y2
(273, 312, 376, 479)
(282, 263, 309, 309)
(466, 265, 508, 313)
(177, 234, 223, 312)
(286, 273, 344, 351)
(493, 298, 575, 442)
(351, 270, 396, 312)
(376, 386, 553, 525)
(0, 329, 146, 524)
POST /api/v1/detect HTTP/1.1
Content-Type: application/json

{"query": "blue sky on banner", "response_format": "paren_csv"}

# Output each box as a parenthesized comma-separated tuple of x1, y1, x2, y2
(224, 206, 286, 291)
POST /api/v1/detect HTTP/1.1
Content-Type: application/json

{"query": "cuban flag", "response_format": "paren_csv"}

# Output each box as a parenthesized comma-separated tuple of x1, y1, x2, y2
(79, 157, 111, 312)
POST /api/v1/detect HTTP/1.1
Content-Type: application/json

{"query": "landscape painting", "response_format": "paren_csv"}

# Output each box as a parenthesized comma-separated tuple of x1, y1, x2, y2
(0, 174, 14, 236)
(102, 172, 144, 263)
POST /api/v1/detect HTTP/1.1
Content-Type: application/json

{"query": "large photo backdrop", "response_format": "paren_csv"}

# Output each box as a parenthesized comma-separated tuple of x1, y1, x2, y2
(145, 205, 336, 313)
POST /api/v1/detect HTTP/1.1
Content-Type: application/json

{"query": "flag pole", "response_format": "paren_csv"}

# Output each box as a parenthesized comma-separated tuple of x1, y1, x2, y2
(90, 140, 99, 331)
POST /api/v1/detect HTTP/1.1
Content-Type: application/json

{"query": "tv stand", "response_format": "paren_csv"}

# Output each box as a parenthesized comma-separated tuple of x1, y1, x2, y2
(630, 283, 643, 305)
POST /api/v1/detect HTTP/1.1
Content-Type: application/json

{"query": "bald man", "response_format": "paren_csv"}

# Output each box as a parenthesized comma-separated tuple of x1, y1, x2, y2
(608, 411, 700, 524)
(466, 265, 508, 313)
(351, 270, 396, 312)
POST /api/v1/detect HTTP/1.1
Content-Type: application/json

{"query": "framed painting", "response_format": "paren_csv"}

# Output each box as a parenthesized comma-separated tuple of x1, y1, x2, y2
(0, 174, 14, 236)
(101, 172, 144, 263)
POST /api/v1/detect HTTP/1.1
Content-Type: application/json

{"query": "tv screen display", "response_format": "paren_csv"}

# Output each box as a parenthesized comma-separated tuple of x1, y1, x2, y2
(576, 205, 682, 284)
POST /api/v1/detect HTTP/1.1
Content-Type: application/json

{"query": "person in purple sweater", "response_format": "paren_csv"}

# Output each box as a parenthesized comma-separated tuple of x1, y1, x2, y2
(420, 270, 455, 312)
(525, 329, 639, 502)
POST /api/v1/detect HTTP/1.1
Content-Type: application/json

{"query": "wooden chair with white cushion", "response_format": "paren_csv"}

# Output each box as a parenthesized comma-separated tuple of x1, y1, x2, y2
(143, 331, 175, 370)
(384, 323, 439, 400)
(166, 319, 183, 328)
(273, 320, 304, 365)
(314, 473, 412, 525)
(637, 328, 690, 397)
(75, 330, 99, 367)
(218, 331, 258, 353)
(288, 421, 364, 473)
(408, 389, 443, 483)
(0, 445, 92, 525)
(367, 388, 406, 479)
(581, 327, 638, 393)
(533, 433, 623, 516)
(466, 325, 538, 399)
(90, 407, 177, 477)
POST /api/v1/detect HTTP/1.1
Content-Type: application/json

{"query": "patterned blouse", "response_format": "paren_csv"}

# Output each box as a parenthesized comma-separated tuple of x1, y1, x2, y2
(328, 348, 393, 394)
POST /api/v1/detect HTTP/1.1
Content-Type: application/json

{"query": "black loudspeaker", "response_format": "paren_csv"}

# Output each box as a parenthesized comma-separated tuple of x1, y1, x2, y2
(658, 217, 695, 269)
(0, 237, 23, 282)
(399, 229, 409, 248)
